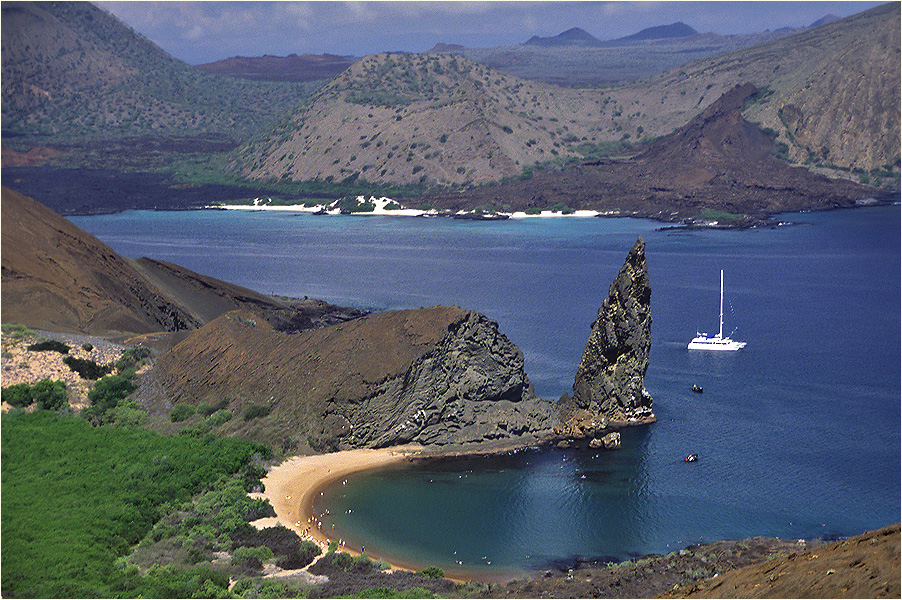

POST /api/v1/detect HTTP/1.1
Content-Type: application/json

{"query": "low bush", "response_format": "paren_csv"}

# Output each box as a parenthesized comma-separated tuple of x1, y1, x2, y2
(32, 379, 68, 410)
(2, 410, 266, 597)
(198, 399, 228, 417)
(1, 379, 67, 410)
(2, 382, 35, 407)
(243, 404, 271, 420)
(63, 356, 113, 380)
(27, 340, 70, 353)
(231, 545, 274, 566)
(207, 409, 233, 428)
(418, 566, 445, 579)
(171, 403, 196, 422)
(115, 346, 153, 371)
(88, 373, 136, 411)
(340, 587, 436, 598)
(276, 540, 321, 570)
(2, 323, 33, 339)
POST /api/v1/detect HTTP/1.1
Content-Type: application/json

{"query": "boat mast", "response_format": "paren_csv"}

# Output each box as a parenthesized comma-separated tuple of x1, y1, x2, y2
(719, 269, 724, 339)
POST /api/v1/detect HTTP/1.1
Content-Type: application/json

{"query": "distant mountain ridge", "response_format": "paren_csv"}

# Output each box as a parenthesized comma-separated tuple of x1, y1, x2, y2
(524, 22, 698, 48)
(614, 22, 698, 43)
(524, 27, 603, 47)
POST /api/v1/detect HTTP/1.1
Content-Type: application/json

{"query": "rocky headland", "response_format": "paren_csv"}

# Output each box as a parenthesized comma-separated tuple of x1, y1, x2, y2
(555, 236, 655, 450)
(2, 186, 656, 455)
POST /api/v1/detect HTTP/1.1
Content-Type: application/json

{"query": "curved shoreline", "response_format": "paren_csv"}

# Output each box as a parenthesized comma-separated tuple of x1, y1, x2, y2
(256, 441, 549, 582)
(257, 446, 425, 568)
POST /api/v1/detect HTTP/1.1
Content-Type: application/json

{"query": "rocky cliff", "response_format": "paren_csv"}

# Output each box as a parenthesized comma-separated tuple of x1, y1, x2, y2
(558, 237, 655, 440)
(153, 306, 557, 452)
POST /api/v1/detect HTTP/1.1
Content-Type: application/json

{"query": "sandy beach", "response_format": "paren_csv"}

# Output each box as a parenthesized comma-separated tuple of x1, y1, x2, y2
(255, 445, 425, 564)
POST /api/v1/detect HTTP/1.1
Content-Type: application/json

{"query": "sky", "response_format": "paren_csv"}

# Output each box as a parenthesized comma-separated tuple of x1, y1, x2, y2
(96, 1, 887, 65)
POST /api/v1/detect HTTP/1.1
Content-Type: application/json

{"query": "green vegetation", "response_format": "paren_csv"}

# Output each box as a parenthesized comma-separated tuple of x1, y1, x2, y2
(116, 346, 153, 372)
(243, 404, 272, 421)
(170, 403, 197, 422)
(1, 378, 67, 410)
(1, 410, 268, 597)
(81, 372, 139, 426)
(337, 196, 376, 213)
(336, 587, 436, 599)
(27, 339, 70, 353)
(418, 566, 445, 579)
(2, 323, 33, 339)
(63, 355, 114, 379)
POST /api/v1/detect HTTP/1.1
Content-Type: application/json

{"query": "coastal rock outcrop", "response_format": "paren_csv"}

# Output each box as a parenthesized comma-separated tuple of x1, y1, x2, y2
(558, 236, 655, 439)
(154, 306, 557, 452)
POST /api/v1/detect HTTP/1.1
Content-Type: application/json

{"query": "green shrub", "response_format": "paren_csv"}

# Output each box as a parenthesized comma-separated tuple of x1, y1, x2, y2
(88, 374, 136, 411)
(115, 346, 153, 371)
(276, 540, 322, 570)
(32, 379, 67, 410)
(179, 421, 213, 437)
(81, 343, 94, 352)
(207, 409, 233, 428)
(243, 404, 271, 421)
(198, 399, 228, 417)
(2, 410, 266, 597)
(2, 382, 34, 407)
(63, 356, 113, 380)
(339, 587, 436, 598)
(231, 545, 274, 566)
(171, 403, 196, 422)
(27, 340, 70, 353)
(418, 566, 445, 579)
(2, 323, 33, 339)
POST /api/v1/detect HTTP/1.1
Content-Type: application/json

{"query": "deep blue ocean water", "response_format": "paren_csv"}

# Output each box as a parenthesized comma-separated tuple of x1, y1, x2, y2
(71, 206, 901, 580)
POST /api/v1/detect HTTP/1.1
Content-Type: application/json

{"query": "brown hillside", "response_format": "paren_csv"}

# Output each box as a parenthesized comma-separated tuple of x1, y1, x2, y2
(235, 5, 898, 190)
(0, 188, 360, 337)
(605, 2, 900, 173)
(420, 84, 875, 220)
(234, 52, 608, 187)
(1, 187, 198, 336)
(665, 523, 900, 598)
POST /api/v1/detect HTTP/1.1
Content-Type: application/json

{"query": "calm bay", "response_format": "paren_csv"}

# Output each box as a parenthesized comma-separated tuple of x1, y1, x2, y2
(71, 205, 901, 580)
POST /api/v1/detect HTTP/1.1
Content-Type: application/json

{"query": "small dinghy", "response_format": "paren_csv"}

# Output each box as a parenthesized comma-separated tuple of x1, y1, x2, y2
(685, 454, 699, 462)
(692, 384, 703, 393)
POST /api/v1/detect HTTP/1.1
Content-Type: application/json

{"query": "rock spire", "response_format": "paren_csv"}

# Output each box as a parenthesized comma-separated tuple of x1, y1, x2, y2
(558, 237, 655, 440)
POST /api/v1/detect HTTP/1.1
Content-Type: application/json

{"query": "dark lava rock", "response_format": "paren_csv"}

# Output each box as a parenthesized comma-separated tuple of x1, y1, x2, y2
(558, 237, 654, 438)
(154, 305, 557, 452)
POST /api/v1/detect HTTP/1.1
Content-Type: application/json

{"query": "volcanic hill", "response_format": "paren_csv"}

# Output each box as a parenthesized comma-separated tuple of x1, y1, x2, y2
(0, 187, 360, 337)
(419, 83, 875, 221)
(195, 53, 356, 82)
(233, 4, 898, 193)
(1, 1, 316, 139)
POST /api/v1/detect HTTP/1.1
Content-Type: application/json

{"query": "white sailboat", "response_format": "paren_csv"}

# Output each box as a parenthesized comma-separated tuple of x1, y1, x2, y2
(688, 270, 746, 351)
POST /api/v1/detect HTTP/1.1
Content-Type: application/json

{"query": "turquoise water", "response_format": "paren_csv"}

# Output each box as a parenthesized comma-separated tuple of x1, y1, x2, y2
(71, 206, 901, 579)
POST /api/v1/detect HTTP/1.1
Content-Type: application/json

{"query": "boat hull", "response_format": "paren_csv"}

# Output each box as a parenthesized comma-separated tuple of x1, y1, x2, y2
(688, 336, 746, 351)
